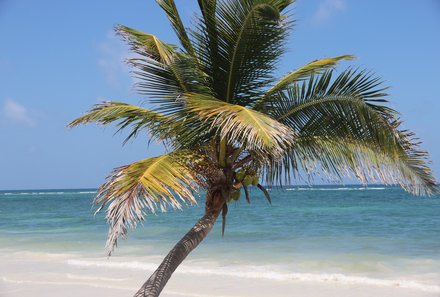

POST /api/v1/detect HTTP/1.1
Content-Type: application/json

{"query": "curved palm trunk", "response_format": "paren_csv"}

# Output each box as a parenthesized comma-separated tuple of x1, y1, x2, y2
(133, 212, 219, 297)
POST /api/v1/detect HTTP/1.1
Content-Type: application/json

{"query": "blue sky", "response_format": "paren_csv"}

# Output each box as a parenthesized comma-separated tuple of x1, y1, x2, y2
(0, 0, 439, 190)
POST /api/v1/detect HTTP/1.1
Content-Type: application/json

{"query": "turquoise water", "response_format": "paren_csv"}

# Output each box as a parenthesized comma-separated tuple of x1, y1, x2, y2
(1, 186, 439, 289)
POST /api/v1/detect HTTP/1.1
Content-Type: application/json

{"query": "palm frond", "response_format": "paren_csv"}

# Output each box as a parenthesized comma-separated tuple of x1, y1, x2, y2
(266, 135, 436, 195)
(156, 0, 195, 56)
(257, 183, 272, 204)
(192, 0, 293, 104)
(198, 0, 217, 16)
(68, 100, 217, 150)
(68, 101, 173, 143)
(117, 25, 176, 64)
(124, 43, 212, 121)
(116, 25, 185, 97)
(254, 55, 354, 109)
(183, 93, 295, 156)
(262, 69, 437, 195)
(96, 151, 207, 254)
(266, 69, 389, 136)
(197, 0, 218, 37)
(195, 0, 219, 90)
(117, 24, 211, 101)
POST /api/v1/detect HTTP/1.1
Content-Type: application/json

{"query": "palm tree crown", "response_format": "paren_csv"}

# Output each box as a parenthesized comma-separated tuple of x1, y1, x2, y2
(69, 0, 437, 256)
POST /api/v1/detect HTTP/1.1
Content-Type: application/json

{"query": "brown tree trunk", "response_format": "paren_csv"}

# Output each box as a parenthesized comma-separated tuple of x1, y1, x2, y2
(133, 212, 220, 297)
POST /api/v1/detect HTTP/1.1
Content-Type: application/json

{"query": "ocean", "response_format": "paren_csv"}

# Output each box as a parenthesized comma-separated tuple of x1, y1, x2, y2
(1, 186, 439, 296)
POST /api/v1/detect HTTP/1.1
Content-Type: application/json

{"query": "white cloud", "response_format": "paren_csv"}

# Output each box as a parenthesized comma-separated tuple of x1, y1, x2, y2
(313, 0, 346, 24)
(1, 98, 35, 127)
(96, 31, 133, 88)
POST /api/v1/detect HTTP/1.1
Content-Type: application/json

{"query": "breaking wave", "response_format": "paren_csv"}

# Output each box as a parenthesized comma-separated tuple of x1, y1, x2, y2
(67, 259, 440, 293)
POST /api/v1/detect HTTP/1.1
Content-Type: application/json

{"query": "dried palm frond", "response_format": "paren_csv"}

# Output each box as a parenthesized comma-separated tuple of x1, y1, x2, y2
(96, 151, 207, 254)
(183, 94, 296, 157)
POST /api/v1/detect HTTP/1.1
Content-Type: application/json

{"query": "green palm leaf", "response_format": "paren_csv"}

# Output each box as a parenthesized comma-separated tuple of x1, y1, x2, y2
(192, 0, 292, 104)
(195, 0, 219, 86)
(96, 151, 206, 254)
(156, 0, 195, 56)
(68, 101, 215, 149)
(117, 25, 176, 64)
(254, 55, 354, 109)
(263, 69, 436, 195)
(267, 69, 389, 138)
(269, 136, 436, 195)
(68, 101, 173, 143)
(117, 25, 211, 100)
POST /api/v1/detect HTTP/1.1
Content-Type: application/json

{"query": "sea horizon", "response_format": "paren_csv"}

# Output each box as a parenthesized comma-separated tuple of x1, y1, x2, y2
(0, 183, 402, 192)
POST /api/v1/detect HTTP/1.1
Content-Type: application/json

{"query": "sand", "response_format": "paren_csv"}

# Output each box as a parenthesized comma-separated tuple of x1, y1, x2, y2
(1, 250, 439, 297)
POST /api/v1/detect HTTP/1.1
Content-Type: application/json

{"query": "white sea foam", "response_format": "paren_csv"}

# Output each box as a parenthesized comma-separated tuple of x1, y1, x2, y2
(31, 192, 65, 195)
(12, 250, 76, 259)
(67, 259, 440, 293)
(68, 259, 159, 271)
(286, 187, 386, 191)
(66, 273, 127, 282)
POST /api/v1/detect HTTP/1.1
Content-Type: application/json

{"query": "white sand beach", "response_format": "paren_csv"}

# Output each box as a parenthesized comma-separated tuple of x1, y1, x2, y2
(1, 250, 439, 297)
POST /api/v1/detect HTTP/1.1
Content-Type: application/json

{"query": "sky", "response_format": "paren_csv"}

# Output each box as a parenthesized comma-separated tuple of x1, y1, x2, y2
(0, 0, 439, 190)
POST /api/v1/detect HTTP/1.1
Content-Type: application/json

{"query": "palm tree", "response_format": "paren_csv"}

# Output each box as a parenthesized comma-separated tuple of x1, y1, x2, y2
(69, 0, 437, 296)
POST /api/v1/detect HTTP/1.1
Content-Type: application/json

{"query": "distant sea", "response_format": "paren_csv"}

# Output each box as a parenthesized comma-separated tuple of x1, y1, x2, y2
(1, 186, 439, 294)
